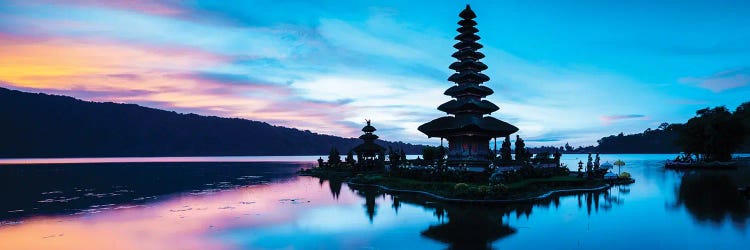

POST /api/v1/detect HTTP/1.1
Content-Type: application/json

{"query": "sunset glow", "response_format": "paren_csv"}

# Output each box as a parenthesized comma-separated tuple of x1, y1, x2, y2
(1, 0, 748, 145)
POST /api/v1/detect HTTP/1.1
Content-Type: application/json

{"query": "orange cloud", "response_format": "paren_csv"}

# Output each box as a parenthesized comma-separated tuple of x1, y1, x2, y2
(0, 34, 360, 137)
(0, 35, 226, 90)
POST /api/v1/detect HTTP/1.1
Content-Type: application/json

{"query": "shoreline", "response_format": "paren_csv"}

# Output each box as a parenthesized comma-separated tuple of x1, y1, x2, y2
(301, 168, 636, 204)
(346, 181, 615, 204)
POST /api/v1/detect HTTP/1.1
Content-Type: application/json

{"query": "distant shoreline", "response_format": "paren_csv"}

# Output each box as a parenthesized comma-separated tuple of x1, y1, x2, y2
(4, 153, 750, 165)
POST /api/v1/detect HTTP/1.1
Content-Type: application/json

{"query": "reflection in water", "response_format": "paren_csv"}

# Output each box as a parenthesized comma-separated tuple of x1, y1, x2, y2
(329, 179, 343, 200)
(3, 155, 749, 250)
(676, 171, 750, 226)
(357, 187, 379, 222)
(0, 175, 359, 249)
(346, 181, 624, 250)
(0, 162, 307, 221)
(421, 205, 515, 250)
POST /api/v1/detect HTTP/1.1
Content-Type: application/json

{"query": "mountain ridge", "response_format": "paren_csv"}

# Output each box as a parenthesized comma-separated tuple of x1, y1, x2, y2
(0, 87, 423, 158)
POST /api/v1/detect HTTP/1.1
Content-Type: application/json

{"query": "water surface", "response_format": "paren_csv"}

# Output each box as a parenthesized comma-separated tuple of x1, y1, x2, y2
(0, 154, 748, 249)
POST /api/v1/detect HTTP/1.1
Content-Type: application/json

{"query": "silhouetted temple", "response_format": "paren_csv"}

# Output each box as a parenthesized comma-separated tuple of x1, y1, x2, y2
(418, 5, 519, 170)
(353, 120, 385, 163)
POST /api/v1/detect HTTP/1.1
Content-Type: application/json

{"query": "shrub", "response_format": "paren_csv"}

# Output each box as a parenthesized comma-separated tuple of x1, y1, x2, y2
(619, 172, 631, 179)
(454, 183, 469, 191)
(366, 175, 383, 182)
(489, 184, 508, 193)
(477, 185, 489, 194)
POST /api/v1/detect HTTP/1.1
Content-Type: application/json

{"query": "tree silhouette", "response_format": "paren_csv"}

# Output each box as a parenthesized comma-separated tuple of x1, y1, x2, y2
(678, 106, 745, 162)
(328, 147, 341, 164)
(0, 87, 424, 158)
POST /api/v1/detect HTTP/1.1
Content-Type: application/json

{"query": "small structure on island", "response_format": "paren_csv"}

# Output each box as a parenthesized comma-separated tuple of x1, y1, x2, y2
(418, 5, 519, 171)
(353, 120, 385, 165)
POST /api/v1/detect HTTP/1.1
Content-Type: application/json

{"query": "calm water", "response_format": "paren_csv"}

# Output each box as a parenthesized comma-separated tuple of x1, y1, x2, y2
(0, 154, 748, 250)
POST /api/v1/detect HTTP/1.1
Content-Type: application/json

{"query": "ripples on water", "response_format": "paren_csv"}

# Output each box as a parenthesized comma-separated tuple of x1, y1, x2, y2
(0, 162, 304, 222)
(0, 154, 748, 250)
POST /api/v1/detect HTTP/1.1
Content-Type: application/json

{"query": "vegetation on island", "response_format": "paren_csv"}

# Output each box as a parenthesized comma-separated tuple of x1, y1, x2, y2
(302, 141, 633, 201)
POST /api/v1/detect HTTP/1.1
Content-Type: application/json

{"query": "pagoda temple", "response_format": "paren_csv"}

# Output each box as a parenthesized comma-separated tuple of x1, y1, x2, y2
(418, 5, 519, 170)
(353, 120, 385, 164)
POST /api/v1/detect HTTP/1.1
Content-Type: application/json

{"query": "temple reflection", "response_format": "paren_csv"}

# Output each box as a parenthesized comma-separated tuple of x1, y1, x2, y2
(349, 184, 628, 250)
(354, 186, 380, 223)
(421, 206, 515, 250)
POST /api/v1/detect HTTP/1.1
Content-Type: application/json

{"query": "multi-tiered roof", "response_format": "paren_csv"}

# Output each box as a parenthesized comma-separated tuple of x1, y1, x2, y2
(353, 120, 384, 157)
(419, 5, 518, 139)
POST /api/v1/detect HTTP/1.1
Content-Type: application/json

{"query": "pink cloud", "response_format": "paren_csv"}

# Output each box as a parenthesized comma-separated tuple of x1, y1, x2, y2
(679, 68, 750, 93)
(39, 0, 186, 16)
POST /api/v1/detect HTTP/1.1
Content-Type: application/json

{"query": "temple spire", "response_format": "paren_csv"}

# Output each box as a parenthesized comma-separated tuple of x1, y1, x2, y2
(418, 5, 519, 169)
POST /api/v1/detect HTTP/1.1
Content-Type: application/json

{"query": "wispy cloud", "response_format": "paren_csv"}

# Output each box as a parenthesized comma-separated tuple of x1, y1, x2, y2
(599, 114, 647, 125)
(0, 32, 361, 137)
(2, 1, 748, 147)
(33, 0, 187, 16)
(679, 68, 750, 93)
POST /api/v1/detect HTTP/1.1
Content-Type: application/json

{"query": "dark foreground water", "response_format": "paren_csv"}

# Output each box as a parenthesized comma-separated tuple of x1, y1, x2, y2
(0, 154, 748, 249)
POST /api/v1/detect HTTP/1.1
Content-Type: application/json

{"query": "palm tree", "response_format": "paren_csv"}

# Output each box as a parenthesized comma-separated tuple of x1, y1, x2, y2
(614, 160, 625, 175)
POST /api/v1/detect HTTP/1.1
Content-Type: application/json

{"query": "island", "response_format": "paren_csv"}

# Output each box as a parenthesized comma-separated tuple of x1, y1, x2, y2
(300, 5, 633, 203)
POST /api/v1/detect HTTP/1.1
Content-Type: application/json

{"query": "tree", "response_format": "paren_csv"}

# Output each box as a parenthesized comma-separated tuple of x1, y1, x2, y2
(328, 147, 341, 164)
(736, 102, 750, 141)
(678, 106, 745, 162)
(346, 150, 355, 165)
(501, 136, 512, 162)
(388, 147, 401, 167)
(594, 153, 600, 169)
(422, 146, 438, 162)
(564, 142, 573, 152)
(515, 135, 528, 162)
(531, 151, 551, 164)
(658, 122, 669, 131)
(500, 136, 513, 162)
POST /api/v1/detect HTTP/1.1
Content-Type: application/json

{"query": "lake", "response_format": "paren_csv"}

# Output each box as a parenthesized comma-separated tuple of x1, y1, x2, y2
(0, 154, 748, 249)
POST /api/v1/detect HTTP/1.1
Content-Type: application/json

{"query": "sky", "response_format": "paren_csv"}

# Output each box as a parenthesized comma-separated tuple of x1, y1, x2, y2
(1, 0, 749, 147)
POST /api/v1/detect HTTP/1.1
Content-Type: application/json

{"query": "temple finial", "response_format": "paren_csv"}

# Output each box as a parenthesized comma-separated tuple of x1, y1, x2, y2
(459, 4, 476, 19)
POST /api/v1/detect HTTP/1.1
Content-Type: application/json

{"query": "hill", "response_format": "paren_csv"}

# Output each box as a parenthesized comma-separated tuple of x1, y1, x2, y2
(0, 87, 422, 158)
(596, 124, 683, 153)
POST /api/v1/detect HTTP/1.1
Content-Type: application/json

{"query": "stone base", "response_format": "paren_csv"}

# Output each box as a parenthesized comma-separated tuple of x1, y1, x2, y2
(446, 166, 486, 172)
(446, 158, 490, 168)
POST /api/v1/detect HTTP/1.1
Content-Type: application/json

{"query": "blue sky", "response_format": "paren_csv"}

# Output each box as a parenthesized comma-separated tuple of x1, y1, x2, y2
(1, 0, 749, 146)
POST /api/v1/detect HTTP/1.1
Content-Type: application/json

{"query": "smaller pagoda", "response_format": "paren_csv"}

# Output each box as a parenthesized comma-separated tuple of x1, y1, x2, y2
(353, 120, 385, 164)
